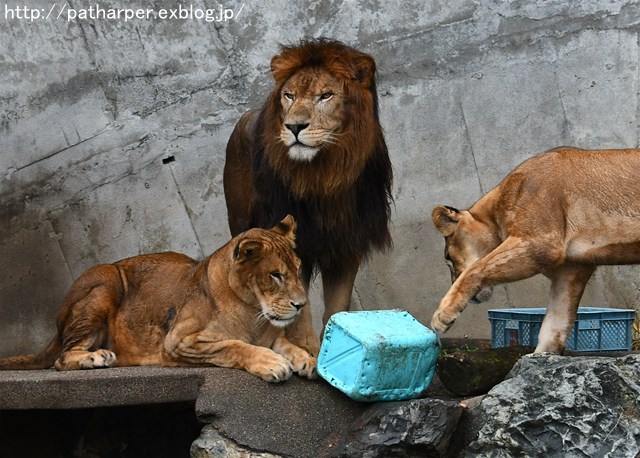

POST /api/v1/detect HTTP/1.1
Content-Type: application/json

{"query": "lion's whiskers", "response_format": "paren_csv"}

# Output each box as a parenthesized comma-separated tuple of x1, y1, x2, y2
(322, 134, 341, 146)
(253, 310, 269, 329)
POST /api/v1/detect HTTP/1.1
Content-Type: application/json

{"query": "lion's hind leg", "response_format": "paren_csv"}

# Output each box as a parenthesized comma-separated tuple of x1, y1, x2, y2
(535, 265, 595, 354)
(56, 348, 116, 370)
(54, 266, 122, 371)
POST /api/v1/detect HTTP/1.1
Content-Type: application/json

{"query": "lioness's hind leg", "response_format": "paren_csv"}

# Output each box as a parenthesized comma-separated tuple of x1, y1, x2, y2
(56, 348, 116, 370)
(54, 266, 122, 371)
(535, 265, 595, 354)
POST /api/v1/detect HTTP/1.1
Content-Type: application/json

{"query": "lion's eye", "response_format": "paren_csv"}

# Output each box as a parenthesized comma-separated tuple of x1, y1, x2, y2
(319, 92, 333, 101)
(283, 92, 295, 101)
(270, 272, 284, 283)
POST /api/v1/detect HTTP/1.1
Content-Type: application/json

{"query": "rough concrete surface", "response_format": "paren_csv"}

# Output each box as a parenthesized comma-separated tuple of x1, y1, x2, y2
(2, 0, 640, 358)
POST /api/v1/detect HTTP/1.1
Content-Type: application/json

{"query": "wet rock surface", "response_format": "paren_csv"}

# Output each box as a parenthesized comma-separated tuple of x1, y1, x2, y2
(466, 354, 640, 457)
(437, 345, 533, 396)
(330, 398, 464, 458)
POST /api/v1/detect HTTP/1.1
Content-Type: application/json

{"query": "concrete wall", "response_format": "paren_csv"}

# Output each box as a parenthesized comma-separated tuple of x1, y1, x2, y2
(1, 0, 639, 356)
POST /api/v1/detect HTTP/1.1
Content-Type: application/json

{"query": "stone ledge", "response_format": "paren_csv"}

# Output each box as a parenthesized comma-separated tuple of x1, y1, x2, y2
(0, 366, 463, 457)
(0, 367, 374, 458)
(0, 366, 210, 409)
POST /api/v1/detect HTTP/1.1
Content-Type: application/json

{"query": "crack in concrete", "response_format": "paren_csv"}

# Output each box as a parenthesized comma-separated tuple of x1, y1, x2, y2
(459, 99, 485, 196)
(554, 70, 574, 146)
(166, 164, 205, 260)
(14, 129, 110, 173)
(132, 81, 223, 119)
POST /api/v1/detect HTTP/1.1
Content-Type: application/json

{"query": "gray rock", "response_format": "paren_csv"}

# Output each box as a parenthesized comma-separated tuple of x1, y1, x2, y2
(467, 354, 640, 457)
(191, 425, 282, 458)
(332, 398, 465, 458)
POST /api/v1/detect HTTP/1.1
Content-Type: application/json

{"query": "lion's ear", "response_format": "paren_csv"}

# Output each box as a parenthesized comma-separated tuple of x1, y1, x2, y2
(233, 239, 264, 263)
(271, 214, 297, 242)
(353, 54, 376, 89)
(270, 53, 294, 84)
(432, 205, 461, 237)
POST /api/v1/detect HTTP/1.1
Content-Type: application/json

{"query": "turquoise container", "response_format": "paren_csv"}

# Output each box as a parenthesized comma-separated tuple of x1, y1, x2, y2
(317, 310, 440, 402)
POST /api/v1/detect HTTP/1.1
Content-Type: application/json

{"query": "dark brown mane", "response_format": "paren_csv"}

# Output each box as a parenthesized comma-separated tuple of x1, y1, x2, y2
(242, 39, 393, 275)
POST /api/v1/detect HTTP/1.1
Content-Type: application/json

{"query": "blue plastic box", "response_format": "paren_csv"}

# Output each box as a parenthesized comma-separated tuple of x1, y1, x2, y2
(317, 310, 440, 402)
(489, 307, 636, 352)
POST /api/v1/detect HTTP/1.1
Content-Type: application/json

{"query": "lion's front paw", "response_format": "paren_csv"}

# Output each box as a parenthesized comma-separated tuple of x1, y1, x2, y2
(79, 349, 116, 369)
(288, 350, 318, 380)
(430, 309, 458, 335)
(288, 332, 320, 358)
(246, 349, 293, 383)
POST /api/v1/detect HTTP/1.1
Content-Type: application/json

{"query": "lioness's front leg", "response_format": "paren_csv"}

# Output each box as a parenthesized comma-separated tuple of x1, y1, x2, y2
(166, 334, 293, 383)
(431, 236, 562, 334)
(272, 336, 317, 379)
(285, 266, 321, 356)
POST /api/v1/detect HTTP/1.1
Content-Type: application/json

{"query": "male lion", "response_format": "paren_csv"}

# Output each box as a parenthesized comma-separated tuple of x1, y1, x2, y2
(0, 215, 317, 382)
(431, 147, 640, 354)
(224, 39, 393, 354)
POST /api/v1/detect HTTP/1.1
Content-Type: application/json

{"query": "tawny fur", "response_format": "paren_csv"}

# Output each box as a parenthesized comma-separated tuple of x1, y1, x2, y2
(0, 216, 317, 382)
(223, 39, 393, 355)
(431, 147, 640, 353)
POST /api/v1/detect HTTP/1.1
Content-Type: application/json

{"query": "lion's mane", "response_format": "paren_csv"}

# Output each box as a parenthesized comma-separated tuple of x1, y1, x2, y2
(244, 39, 393, 275)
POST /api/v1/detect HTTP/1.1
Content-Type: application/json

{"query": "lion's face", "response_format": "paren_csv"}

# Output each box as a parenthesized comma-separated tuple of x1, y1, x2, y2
(228, 216, 307, 327)
(256, 39, 388, 200)
(432, 206, 500, 303)
(278, 67, 345, 162)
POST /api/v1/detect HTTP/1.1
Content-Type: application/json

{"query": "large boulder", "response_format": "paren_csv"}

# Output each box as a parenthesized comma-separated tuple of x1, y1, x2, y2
(467, 354, 640, 457)
(331, 398, 465, 458)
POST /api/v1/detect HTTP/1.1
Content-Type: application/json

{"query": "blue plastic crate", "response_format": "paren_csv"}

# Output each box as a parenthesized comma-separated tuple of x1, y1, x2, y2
(489, 307, 636, 352)
(317, 310, 440, 402)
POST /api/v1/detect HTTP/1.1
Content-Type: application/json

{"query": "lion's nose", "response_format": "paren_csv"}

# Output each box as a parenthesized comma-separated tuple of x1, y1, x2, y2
(285, 123, 309, 138)
(290, 301, 305, 311)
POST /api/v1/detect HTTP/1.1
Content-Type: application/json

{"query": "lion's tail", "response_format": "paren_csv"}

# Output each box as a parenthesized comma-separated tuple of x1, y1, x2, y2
(0, 335, 61, 370)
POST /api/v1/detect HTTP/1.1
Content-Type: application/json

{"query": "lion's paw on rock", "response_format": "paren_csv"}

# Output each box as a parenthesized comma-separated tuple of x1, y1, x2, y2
(248, 352, 294, 383)
(79, 349, 116, 369)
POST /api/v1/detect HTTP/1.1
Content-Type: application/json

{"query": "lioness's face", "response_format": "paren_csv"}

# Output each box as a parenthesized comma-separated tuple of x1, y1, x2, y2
(251, 249, 306, 328)
(432, 206, 498, 303)
(278, 67, 344, 162)
(230, 217, 307, 328)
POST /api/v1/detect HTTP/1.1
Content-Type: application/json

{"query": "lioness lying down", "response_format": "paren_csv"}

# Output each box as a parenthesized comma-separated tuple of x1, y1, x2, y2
(431, 147, 640, 354)
(0, 215, 317, 382)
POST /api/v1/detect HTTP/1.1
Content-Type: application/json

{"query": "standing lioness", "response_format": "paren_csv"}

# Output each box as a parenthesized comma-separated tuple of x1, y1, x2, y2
(0, 215, 317, 382)
(431, 147, 640, 353)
